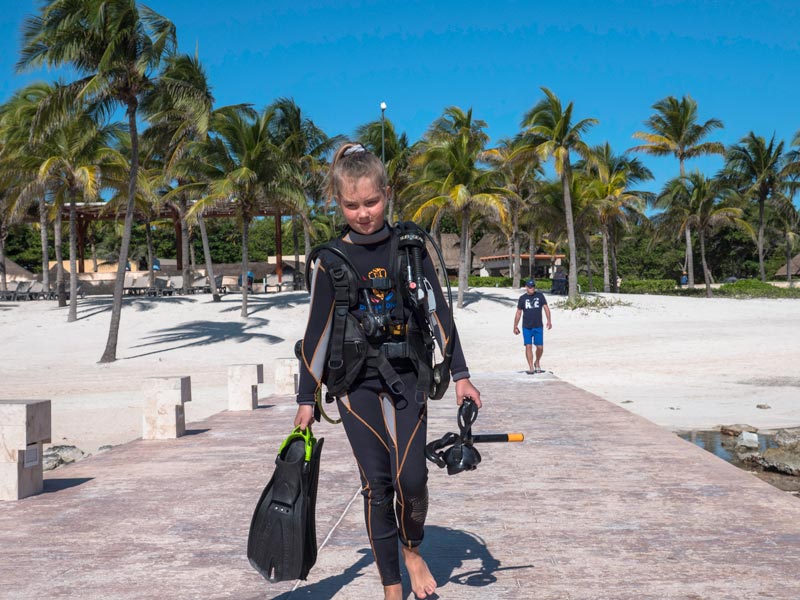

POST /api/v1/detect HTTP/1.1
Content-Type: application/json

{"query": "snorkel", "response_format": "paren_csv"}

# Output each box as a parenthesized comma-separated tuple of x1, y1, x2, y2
(425, 398, 525, 475)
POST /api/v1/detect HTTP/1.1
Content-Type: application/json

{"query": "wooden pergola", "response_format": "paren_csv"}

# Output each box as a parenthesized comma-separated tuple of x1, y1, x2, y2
(56, 201, 287, 279)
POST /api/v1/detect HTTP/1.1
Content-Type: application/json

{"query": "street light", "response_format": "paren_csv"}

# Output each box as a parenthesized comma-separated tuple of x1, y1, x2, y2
(380, 101, 387, 165)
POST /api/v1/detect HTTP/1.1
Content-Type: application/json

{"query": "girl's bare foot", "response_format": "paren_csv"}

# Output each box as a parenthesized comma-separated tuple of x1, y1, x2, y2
(401, 546, 436, 598)
(384, 583, 403, 600)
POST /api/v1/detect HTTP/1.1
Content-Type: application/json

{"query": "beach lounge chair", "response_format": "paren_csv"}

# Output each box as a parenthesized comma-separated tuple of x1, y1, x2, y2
(220, 275, 238, 294)
(21, 281, 46, 300)
(11, 281, 33, 301)
(147, 277, 172, 297)
(168, 275, 184, 294)
(0, 282, 21, 301)
(190, 276, 211, 294)
(123, 273, 138, 295)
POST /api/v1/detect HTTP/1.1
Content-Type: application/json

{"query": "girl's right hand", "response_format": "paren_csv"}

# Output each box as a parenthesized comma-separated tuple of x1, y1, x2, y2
(294, 404, 315, 430)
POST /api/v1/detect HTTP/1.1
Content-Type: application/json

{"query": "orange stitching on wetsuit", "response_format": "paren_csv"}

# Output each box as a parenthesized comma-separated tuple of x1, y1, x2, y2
(346, 393, 390, 453)
(396, 412, 425, 545)
(354, 458, 384, 583)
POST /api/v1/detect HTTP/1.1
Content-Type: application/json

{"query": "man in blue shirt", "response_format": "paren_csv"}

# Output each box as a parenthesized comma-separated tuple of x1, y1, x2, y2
(513, 279, 552, 374)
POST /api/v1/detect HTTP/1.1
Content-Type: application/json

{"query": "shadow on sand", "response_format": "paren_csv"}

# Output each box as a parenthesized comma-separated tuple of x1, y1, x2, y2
(219, 291, 310, 316)
(75, 295, 196, 320)
(279, 526, 532, 599)
(124, 317, 283, 359)
(458, 290, 517, 309)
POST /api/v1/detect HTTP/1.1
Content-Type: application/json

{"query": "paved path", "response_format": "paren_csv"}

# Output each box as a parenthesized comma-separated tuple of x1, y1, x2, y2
(2, 372, 799, 599)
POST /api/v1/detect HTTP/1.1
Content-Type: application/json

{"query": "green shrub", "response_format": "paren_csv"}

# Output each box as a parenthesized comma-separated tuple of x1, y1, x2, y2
(717, 279, 800, 299)
(619, 279, 677, 294)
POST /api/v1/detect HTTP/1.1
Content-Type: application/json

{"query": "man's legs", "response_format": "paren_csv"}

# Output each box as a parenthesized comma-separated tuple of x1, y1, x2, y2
(532, 328, 544, 371)
(522, 328, 535, 372)
(524, 344, 534, 372)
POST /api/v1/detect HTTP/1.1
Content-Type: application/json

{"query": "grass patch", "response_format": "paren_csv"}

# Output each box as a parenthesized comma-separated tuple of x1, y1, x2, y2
(553, 296, 632, 311)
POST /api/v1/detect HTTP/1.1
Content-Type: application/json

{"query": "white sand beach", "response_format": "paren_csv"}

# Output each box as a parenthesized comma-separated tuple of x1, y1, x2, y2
(1, 289, 798, 454)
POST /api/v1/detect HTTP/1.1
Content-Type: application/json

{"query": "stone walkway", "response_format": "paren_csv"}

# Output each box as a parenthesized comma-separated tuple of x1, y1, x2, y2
(2, 372, 799, 599)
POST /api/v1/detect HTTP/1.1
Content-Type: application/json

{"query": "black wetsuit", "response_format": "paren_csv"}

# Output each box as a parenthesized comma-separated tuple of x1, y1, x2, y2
(296, 224, 470, 585)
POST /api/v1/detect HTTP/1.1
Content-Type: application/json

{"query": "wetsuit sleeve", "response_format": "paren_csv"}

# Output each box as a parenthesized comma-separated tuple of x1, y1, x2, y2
(422, 253, 471, 382)
(296, 258, 335, 405)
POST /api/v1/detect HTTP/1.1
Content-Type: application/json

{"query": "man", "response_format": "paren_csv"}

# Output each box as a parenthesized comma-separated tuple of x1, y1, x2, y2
(513, 279, 552, 374)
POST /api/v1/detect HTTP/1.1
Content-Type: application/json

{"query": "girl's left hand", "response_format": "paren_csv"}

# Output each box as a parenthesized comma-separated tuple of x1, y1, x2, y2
(454, 378, 482, 408)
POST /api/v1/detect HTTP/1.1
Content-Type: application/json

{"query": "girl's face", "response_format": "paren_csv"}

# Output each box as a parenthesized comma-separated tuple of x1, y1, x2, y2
(338, 176, 388, 235)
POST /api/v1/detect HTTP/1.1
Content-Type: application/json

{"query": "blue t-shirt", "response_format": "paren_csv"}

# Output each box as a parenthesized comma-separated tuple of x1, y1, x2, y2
(517, 291, 548, 328)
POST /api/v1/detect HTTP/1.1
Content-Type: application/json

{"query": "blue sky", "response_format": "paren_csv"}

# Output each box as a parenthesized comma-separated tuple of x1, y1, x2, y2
(2, 0, 799, 195)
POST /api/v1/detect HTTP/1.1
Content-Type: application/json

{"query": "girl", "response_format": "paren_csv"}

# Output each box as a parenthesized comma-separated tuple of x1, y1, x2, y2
(294, 142, 481, 600)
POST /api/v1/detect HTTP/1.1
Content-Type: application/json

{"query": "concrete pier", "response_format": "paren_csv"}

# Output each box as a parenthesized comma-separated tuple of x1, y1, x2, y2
(0, 400, 51, 501)
(141, 376, 191, 440)
(227, 364, 264, 411)
(1, 373, 799, 599)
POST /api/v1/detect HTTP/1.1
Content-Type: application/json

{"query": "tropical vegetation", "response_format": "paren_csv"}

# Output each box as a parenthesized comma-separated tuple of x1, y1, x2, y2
(1, 1, 799, 363)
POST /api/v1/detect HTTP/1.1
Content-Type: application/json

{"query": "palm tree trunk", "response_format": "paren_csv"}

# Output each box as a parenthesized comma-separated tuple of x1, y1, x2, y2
(292, 214, 301, 276)
(145, 215, 155, 286)
(38, 195, 50, 294)
(0, 221, 8, 292)
(528, 233, 535, 280)
(679, 159, 695, 289)
(457, 210, 470, 308)
(602, 226, 610, 293)
(54, 208, 66, 307)
(562, 164, 579, 301)
(197, 212, 220, 302)
(584, 232, 593, 292)
(68, 196, 78, 322)
(180, 198, 191, 293)
(610, 229, 619, 293)
(100, 101, 140, 364)
(786, 238, 793, 287)
(699, 229, 713, 298)
(512, 227, 521, 289)
(91, 241, 98, 273)
(757, 196, 766, 282)
(241, 216, 250, 318)
(507, 237, 513, 279)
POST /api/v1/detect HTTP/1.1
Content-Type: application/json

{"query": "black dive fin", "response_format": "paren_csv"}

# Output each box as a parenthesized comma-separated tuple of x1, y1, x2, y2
(247, 428, 323, 583)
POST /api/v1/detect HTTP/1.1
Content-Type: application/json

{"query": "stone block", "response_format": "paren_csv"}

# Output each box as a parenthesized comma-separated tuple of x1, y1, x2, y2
(228, 364, 264, 411)
(275, 357, 299, 395)
(0, 400, 50, 501)
(142, 377, 192, 440)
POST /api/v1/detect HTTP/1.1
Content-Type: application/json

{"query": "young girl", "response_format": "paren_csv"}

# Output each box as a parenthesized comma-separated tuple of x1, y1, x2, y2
(294, 142, 481, 600)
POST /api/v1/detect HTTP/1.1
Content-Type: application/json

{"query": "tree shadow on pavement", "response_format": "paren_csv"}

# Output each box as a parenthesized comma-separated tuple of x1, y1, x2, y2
(123, 317, 282, 359)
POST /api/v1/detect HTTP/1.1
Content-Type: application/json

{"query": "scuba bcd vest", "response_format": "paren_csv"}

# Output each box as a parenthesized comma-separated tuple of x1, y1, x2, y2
(295, 222, 454, 404)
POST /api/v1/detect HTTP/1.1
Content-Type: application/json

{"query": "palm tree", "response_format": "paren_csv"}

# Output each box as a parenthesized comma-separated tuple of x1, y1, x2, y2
(19, 0, 178, 362)
(190, 105, 300, 317)
(581, 143, 652, 292)
(0, 84, 53, 296)
(33, 89, 123, 321)
(404, 107, 508, 308)
(482, 138, 543, 288)
(355, 119, 413, 222)
(142, 53, 216, 295)
(631, 95, 725, 289)
(522, 87, 598, 301)
(268, 97, 338, 264)
(661, 172, 752, 297)
(724, 132, 789, 282)
(771, 195, 799, 286)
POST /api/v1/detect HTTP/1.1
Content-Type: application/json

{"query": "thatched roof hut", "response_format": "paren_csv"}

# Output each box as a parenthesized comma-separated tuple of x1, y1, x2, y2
(775, 254, 800, 277)
(2, 258, 36, 282)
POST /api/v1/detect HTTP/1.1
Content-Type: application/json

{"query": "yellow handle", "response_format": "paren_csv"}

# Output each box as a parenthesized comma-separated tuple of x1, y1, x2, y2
(507, 433, 525, 442)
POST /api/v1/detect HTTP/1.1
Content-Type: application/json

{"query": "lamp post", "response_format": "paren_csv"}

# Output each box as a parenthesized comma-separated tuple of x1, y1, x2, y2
(380, 101, 387, 165)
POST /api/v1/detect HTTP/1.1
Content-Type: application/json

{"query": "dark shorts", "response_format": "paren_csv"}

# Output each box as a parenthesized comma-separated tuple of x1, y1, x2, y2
(523, 327, 543, 346)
